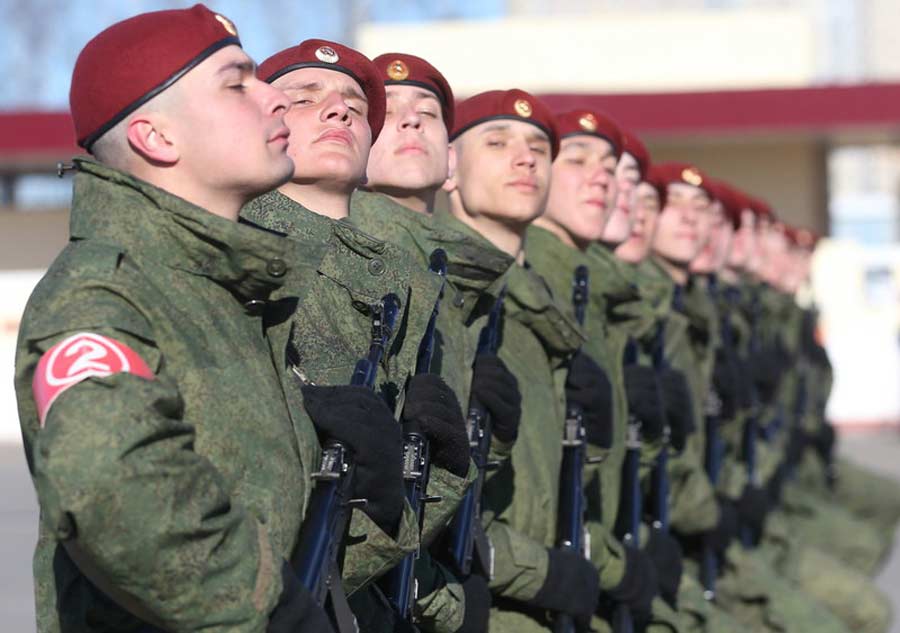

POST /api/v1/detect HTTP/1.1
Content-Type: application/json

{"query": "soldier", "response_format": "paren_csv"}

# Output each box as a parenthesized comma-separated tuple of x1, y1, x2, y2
(14, 6, 337, 631)
(354, 51, 526, 632)
(526, 112, 679, 632)
(239, 39, 480, 630)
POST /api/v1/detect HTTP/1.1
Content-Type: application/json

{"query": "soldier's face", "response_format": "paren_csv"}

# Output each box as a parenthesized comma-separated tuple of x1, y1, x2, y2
(602, 151, 640, 245)
(690, 201, 733, 274)
(615, 181, 660, 263)
(366, 85, 450, 195)
(274, 68, 372, 190)
(171, 46, 293, 198)
(652, 183, 712, 265)
(727, 209, 756, 269)
(544, 135, 617, 247)
(450, 120, 552, 228)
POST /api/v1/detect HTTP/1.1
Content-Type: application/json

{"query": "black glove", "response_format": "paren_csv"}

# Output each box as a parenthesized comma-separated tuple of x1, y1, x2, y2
(750, 348, 782, 405)
(565, 351, 614, 448)
(301, 384, 404, 534)
(404, 374, 470, 478)
(711, 351, 739, 420)
(766, 462, 787, 506)
(736, 484, 769, 540)
(735, 357, 755, 410)
(527, 548, 600, 621)
(623, 365, 665, 442)
(659, 368, 696, 452)
(813, 422, 837, 464)
(644, 528, 683, 609)
(605, 546, 659, 622)
(268, 561, 335, 633)
(470, 355, 521, 444)
(704, 498, 739, 554)
(457, 573, 492, 633)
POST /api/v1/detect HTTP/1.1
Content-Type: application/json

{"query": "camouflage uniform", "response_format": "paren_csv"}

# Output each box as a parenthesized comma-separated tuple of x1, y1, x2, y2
(349, 191, 514, 632)
(15, 159, 415, 633)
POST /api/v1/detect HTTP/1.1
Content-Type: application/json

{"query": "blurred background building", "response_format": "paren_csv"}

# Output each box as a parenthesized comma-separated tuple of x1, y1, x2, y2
(1, 0, 899, 440)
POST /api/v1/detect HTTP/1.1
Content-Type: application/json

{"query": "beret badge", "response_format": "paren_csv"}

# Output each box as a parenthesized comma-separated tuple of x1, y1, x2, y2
(386, 59, 409, 80)
(315, 46, 340, 64)
(578, 113, 597, 132)
(513, 98, 532, 118)
(214, 13, 237, 36)
(681, 167, 703, 187)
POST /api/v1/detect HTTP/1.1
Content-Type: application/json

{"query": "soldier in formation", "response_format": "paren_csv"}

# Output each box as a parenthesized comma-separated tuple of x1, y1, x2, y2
(15, 5, 900, 633)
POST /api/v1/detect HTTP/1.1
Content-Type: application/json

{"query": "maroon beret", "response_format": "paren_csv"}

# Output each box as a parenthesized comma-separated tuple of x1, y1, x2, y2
(372, 53, 454, 130)
(705, 178, 742, 229)
(450, 89, 559, 159)
(70, 4, 241, 150)
(643, 165, 669, 206)
(621, 129, 651, 180)
(258, 39, 386, 141)
(554, 109, 622, 158)
(747, 195, 776, 223)
(652, 162, 714, 198)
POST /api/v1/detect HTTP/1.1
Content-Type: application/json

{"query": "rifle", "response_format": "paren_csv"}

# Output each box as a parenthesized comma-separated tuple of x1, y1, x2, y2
(446, 286, 507, 578)
(291, 293, 401, 633)
(648, 321, 670, 535)
(740, 287, 761, 548)
(701, 279, 727, 600)
(553, 265, 592, 633)
(613, 337, 642, 633)
(380, 249, 449, 622)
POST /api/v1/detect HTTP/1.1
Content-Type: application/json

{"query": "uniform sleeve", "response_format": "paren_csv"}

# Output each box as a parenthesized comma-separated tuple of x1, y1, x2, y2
(668, 434, 719, 534)
(21, 325, 284, 632)
(585, 521, 627, 590)
(485, 521, 550, 601)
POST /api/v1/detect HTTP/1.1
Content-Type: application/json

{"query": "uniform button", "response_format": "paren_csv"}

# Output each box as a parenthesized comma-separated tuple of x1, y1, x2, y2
(266, 258, 287, 277)
(367, 258, 386, 276)
(244, 299, 267, 315)
(452, 293, 465, 308)
(56, 513, 76, 540)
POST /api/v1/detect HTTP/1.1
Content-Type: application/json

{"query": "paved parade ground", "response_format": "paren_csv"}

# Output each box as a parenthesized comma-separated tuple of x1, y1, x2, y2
(2, 430, 900, 631)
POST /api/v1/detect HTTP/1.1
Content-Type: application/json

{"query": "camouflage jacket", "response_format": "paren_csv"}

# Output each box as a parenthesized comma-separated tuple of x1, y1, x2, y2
(16, 159, 330, 632)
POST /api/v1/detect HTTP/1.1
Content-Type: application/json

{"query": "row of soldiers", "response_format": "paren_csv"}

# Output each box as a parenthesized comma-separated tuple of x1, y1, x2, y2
(15, 5, 900, 633)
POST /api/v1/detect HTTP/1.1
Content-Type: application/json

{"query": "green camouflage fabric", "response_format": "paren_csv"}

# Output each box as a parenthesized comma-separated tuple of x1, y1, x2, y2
(348, 192, 514, 631)
(759, 510, 889, 633)
(15, 158, 366, 632)
(638, 258, 719, 535)
(479, 262, 589, 624)
(241, 192, 475, 554)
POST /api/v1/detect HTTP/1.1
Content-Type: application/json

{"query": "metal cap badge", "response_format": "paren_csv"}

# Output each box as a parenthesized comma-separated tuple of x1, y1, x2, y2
(681, 167, 703, 186)
(514, 98, 532, 118)
(386, 59, 409, 80)
(315, 45, 339, 64)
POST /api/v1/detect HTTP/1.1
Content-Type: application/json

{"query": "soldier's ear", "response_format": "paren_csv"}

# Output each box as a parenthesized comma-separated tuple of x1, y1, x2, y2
(446, 144, 457, 182)
(126, 113, 179, 166)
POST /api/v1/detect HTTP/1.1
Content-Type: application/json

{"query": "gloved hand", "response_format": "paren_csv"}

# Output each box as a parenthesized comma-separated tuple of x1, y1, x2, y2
(565, 351, 614, 448)
(527, 548, 600, 621)
(711, 350, 740, 420)
(813, 421, 837, 464)
(643, 527, 683, 609)
(470, 355, 521, 444)
(301, 384, 404, 534)
(623, 364, 665, 442)
(735, 357, 755, 410)
(750, 348, 783, 405)
(269, 561, 335, 633)
(404, 374, 470, 477)
(605, 546, 659, 623)
(457, 573, 492, 633)
(704, 498, 739, 554)
(659, 368, 696, 451)
(736, 483, 769, 541)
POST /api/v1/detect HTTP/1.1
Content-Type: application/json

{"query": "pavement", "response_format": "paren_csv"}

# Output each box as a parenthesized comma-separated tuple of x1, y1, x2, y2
(2, 430, 900, 631)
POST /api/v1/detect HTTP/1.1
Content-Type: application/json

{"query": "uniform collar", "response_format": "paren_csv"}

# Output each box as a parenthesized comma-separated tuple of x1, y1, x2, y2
(69, 158, 321, 303)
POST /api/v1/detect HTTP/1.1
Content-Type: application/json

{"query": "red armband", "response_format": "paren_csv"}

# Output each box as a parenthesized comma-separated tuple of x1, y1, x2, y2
(32, 332, 154, 426)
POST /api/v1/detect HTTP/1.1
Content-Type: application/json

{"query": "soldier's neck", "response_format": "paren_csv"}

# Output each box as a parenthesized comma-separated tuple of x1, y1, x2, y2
(719, 267, 740, 284)
(371, 186, 435, 215)
(278, 181, 351, 220)
(656, 254, 690, 284)
(450, 205, 526, 264)
(532, 216, 588, 252)
(130, 165, 243, 221)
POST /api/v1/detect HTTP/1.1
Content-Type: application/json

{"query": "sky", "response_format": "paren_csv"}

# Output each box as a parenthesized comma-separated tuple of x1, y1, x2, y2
(0, 0, 503, 111)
